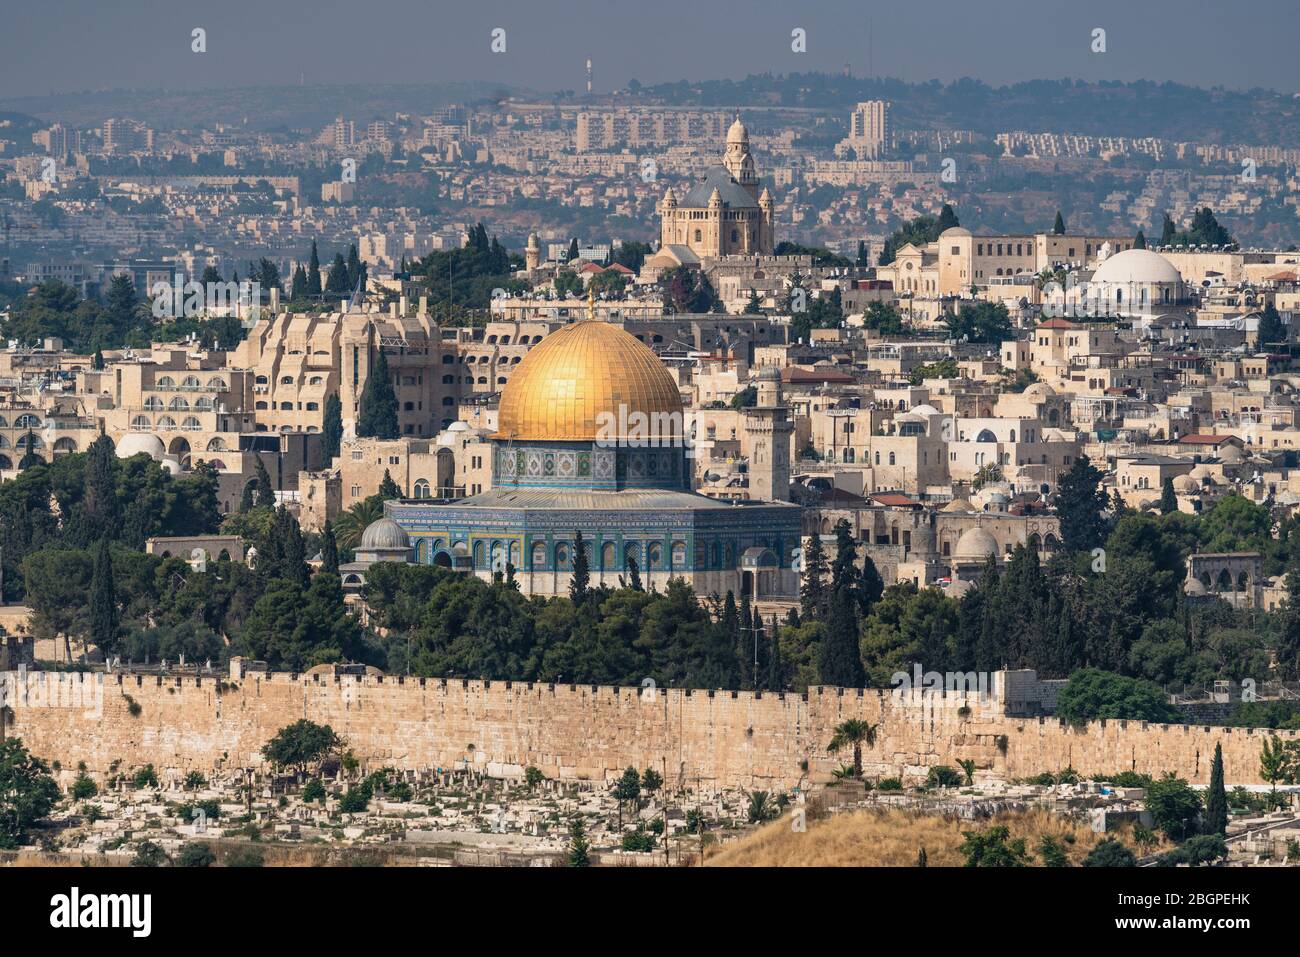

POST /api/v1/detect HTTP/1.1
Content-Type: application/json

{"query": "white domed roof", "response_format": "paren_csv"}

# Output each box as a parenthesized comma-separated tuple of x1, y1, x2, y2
(1091, 249, 1182, 285)
(954, 527, 999, 561)
(939, 226, 972, 238)
(160, 456, 182, 475)
(359, 517, 410, 551)
(115, 433, 165, 461)
(910, 403, 942, 417)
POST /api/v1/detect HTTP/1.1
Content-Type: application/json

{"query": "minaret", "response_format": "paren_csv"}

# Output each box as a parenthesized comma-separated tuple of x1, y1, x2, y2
(525, 232, 540, 271)
(744, 367, 792, 501)
(758, 187, 775, 255)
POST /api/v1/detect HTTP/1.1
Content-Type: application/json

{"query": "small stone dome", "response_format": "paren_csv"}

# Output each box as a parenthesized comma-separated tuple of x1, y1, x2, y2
(953, 527, 999, 561)
(1176, 474, 1198, 493)
(1218, 445, 1246, 464)
(115, 433, 166, 461)
(1023, 382, 1056, 400)
(359, 517, 411, 551)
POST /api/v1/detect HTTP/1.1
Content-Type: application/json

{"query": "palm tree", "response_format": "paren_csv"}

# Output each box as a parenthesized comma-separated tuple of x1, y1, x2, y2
(958, 759, 977, 786)
(827, 719, 878, 778)
(333, 496, 385, 551)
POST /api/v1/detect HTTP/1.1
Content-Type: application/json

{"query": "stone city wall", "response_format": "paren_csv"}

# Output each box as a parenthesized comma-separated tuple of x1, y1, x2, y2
(1, 670, 1295, 789)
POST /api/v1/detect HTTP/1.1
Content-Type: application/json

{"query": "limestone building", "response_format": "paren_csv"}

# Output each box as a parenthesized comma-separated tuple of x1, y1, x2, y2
(657, 116, 775, 259)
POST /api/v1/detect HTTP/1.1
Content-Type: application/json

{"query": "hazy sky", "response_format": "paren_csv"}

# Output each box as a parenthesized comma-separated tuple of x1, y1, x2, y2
(1, 0, 1297, 99)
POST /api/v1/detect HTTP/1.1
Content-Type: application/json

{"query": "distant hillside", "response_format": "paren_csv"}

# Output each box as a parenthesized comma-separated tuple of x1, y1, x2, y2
(639, 73, 1300, 147)
(0, 111, 45, 148)
(0, 82, 528, 131)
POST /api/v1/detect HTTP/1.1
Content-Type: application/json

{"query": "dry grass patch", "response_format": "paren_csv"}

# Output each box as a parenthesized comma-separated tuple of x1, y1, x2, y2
(705, 806, 1160, 867)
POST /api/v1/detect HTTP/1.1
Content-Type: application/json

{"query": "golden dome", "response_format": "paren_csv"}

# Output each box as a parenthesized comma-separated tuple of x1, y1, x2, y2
(494, 320, 683, 442)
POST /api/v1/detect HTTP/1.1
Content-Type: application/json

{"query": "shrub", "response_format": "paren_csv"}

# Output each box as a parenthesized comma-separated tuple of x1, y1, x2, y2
(1145, 773, 1203, 841)
(621, 826, 656, 852)
(131, 841, 168, 867)
(301, 778, 326, 803)
(1157, 834, 1227, 867)
(227, 848, 265, 867)
(925, 766, 963, 789)
(958, 826, 1029, 867)
(131, 765, 159, 789)
(176, 842, 216, 867)
(1037, 835, 1071, 867)
(877, 777, 903, 792)
(1083, 839, 1136, 867)
(71, 773, 98, 800)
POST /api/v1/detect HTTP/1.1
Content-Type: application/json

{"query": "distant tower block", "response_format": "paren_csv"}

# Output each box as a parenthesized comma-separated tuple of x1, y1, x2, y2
(586, 58, 593, 94)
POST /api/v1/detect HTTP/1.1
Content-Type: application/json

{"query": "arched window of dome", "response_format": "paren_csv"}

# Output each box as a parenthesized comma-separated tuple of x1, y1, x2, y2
(601, 542, 616, 570)
(473, 541, 486, 568)
(647, 543, 663, 570)
(671, 541, 687, 568)
(555, 542, 570, 569)
(624, 542, 640, 570)
(531, 541, 547, 569)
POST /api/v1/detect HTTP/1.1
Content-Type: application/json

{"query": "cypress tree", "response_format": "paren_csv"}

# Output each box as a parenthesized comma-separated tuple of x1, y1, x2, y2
(320, 522, 339, 576)
(569, 530, 590, 602)
(818, 586, 865, 687)
(1052, 210, 1066, 234)
(84, 433, 119, 538)
(239, 481, 255, 513)
(1133, 229, 1147, 250)
(623, 556, 643, 592)
(767, 614, 783, 691)
(859, 553, 885, 617)
(1159, 476, 1178, 515)
(321, 393, 343, 462)
(290, 264, 308, 300)
(738, 594, 755, 689)
(346, 244, 362, 290)
(254, 457, 276, 508)
(89, 538, 119, 654)
(974, 556, 1004, 671)
(307, 240, 322, 296)
(721, 591, 739, 645)
(1205, 742, 1227, 835)
(830, 518, 860, 594)
(800, 533, 829, 621)
(378, 468, 401, 500)
(357, 348, 399, 440)
(19, 429, 40, 469)
(1056, 454, 1108, 553)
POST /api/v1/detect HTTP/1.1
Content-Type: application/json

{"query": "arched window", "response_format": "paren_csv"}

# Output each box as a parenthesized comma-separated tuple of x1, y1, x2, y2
(207, 376, 226, 390)
(647, 543, 663, 570)
(144, 396, 163, 410)
(473, 541, 486, 568)
(15, 414, 41, 429)
(157, 376, 175, 389)
(131, 415, 150, 429)
(888, 452, 895, 465)
(194, 397, 214, 411)
(281, 376, 294, 385)
(671, 541, 687, 568)
(0, 454, 12, 469)
(414, 479, 430, 498)
(182, 417, 201, 431)
(624, 542, 640, 570)
(531, 541, 547, 569)
(601, 542, 616, 570)
(182, 375, 201, 389)
(169, 396, 190, 410)
(555, 543, 570, 569)
(157, 416, 176, 430)
(52, 437, 77, 453)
